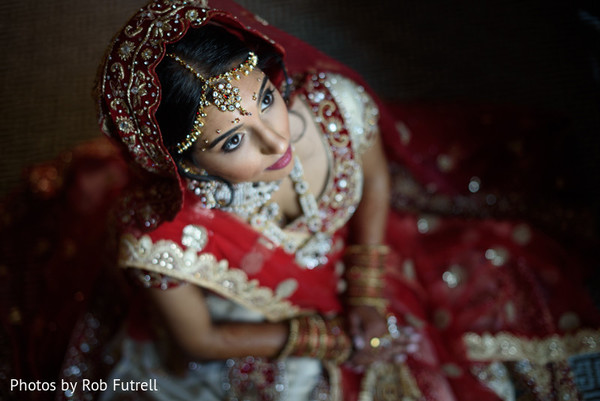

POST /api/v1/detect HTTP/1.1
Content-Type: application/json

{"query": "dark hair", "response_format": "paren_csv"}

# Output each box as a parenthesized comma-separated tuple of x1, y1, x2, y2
(155, 24, 285, 161)
(155, 25, 286, 202)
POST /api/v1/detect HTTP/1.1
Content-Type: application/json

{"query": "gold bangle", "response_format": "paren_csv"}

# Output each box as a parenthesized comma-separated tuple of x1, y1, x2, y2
(333, 323, 353, 364)
(344, 245, 388, 294)
(279, 315, 353, 364)
(313, 316, 328, 360)
(336, 343, 352, 364)
(277, 318, 300, 360)
(347, 266, 385, 276)
(346, 276, 385, 287)
(345, 244, 390, 255)
(307, 316, 321, 358)
(346, 296, 388, 314)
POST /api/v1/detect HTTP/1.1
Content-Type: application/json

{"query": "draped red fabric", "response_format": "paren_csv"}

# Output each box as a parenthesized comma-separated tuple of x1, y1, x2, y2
(145, 190, 346, 315)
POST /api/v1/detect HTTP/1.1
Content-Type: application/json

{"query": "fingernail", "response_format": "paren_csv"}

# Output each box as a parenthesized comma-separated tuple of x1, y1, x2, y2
(407, 343, 418, 353)
(409, 333, 421, 342)
(354, 336, 365, 350)
(395, 354, 407, 363)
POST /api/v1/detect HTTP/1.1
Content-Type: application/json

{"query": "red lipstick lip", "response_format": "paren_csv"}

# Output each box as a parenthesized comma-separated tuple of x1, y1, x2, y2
(267, 146, 292, 170)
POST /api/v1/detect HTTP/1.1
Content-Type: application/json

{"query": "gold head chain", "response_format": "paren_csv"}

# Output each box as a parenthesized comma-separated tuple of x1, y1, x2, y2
(165, 51, 259, 154)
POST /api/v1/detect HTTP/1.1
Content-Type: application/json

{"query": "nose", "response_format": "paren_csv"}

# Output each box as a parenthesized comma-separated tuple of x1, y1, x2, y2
(255, 124, 288, 155)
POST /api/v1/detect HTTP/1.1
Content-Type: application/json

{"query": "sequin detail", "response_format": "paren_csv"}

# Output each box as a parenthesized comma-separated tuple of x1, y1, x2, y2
(119, 234, 301, 320)
(464, 330, 600, 364)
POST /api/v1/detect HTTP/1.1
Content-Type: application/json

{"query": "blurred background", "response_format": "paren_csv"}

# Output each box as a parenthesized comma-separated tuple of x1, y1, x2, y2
(1, 0, 598, 205)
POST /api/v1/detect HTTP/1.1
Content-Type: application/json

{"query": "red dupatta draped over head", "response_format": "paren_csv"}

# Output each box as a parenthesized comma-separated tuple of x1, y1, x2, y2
(96, 0, 287, 229)
(96, 0, 383, 232)
(96, 0, 377, 317)
(95, 0, 399, 319)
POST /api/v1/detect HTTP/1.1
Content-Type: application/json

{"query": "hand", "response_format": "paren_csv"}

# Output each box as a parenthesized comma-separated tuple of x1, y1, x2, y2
(346, 306, 420, 370)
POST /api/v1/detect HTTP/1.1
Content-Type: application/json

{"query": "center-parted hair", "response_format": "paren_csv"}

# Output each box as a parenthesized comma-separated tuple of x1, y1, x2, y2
(155, 24, 286, 160)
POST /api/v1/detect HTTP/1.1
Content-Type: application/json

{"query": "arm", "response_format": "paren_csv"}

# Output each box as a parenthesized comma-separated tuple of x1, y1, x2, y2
(345, 132, 419, 366)
(147, 284, 288, 360)
(146, 282, 351, 363)
(345, 133, 421, 367)
(348, 131, 390, 245)
(344, 132, 395, 365)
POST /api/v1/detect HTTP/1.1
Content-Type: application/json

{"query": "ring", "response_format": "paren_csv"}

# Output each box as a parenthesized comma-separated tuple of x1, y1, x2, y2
(369, 335, 391, 348)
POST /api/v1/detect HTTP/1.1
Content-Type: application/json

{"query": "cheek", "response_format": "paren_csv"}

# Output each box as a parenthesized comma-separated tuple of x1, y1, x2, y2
(273, 99, 290, 132)
(198, 152, 265, 183)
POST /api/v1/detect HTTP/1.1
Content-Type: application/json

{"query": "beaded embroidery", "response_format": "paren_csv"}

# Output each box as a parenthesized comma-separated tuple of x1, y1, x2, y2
(187, 178, 281, 219)
(120, 233, 301, 320)
(247, 156, 327, 269)
(188, 154, 326, 269)
(166, 52, 258, 153)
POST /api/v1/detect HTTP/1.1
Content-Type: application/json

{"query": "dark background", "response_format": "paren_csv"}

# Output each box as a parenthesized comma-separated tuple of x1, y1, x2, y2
(1, 0, 598, 202)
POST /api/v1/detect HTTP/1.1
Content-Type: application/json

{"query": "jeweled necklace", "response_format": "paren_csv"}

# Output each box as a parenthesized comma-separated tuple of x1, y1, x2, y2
(187, 179, 280, 220)
(189, 154, 330, 269)
(246, 156, 331, 269)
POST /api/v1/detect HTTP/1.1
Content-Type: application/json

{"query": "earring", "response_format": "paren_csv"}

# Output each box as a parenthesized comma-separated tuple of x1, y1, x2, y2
(177, 159, 207, 178)
(188, 179, 234, 209)
(177, 159, 233, 208)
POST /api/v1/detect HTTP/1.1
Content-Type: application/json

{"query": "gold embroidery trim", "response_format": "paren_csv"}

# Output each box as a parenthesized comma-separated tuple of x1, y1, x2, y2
(298, 74, 363, 235)
(323, 361, 342, 401)
(119, 234, 303, 321)
(358, 362, 421, 401)
(463, 329, 600, 364)
(325, 73, 379, 156)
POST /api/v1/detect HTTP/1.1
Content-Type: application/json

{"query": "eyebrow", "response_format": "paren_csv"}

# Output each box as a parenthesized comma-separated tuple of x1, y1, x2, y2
(256, 76, 268, 107)
(207, 124, 244, 149)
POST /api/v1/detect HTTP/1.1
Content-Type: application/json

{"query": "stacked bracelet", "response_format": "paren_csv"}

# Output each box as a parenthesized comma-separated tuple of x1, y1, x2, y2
(343, 244, 389, 314)
(277, 315, 352, 365)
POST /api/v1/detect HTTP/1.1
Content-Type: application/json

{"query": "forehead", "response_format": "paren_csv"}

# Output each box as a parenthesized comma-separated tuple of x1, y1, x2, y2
(205, 69, 267, 119)
(195, 69, 269, 147)
(218, 68, 265, 93)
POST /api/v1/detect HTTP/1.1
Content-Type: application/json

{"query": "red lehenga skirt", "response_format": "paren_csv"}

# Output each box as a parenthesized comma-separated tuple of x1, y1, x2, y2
(377, 101, 600, 400)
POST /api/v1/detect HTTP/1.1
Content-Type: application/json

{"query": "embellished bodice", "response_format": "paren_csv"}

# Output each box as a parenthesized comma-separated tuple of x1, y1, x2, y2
(280, 72, 380, 265)
(230, 72, 380, 269)
(292, 72, 380, 233)
(118, 72, 380, 318)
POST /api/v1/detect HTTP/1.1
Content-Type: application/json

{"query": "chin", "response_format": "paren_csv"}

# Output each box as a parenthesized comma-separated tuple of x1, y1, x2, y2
(258, 165, 291, 182)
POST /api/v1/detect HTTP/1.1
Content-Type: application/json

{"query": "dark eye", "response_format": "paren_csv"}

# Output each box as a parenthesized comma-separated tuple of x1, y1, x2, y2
(261, 88, 275, 111)
(222, 133, 244, 153)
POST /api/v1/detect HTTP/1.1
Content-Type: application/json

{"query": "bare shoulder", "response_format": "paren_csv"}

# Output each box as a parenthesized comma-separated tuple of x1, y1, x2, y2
(270, 98, 330, 220)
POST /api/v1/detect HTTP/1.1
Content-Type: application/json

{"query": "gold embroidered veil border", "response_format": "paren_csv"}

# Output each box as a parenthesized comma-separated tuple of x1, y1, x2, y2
(119, 233, 308, 322)
(464, 329, 600, 365)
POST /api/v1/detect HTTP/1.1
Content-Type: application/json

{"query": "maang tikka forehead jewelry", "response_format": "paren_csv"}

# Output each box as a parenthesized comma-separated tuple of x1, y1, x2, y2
(166, 52, 259, 154)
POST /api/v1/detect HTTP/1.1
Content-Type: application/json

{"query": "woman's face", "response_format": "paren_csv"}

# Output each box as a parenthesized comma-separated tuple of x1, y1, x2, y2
(190, 69, 292, 183)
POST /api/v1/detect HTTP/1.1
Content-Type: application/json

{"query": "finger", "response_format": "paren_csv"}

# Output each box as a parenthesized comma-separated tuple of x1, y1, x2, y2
(387, 333, 421, 349)
(350, 351, 380, 367)
(352, 340, 389, 361)
(364, 320, 387, 339)
(348, 310, 364, 337)
(358, 347, 405, 365)
(353, 334, 366, 350)
(349, 316, 367, 350)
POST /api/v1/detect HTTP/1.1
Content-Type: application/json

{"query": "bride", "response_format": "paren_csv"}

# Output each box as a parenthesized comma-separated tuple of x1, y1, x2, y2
(2, 0, 598, 400)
